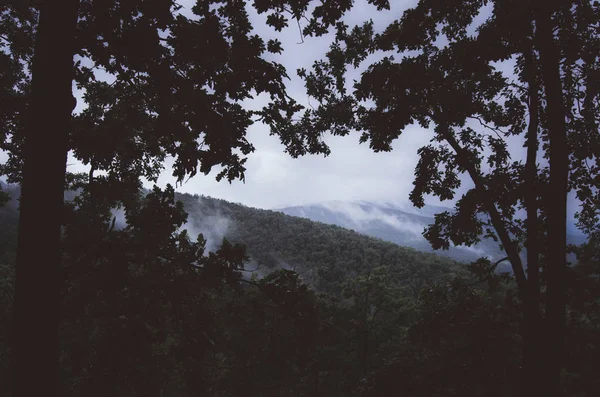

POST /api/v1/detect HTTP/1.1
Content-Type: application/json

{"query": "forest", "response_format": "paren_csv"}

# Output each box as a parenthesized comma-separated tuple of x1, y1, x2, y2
(1, 0, 599, 396)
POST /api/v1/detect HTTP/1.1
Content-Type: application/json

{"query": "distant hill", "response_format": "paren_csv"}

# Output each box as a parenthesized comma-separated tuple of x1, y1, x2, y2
(0, 182, 588, 284)
(277, 200, 504, 264)
(276, 200, 587, 271)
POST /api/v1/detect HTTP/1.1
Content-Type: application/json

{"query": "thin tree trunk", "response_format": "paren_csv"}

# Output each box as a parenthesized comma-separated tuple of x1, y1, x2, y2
(524, 41, 541, 333)
(535, 3, 569, 396)
(11, 1, 79, 396)
(521, 37, 544, 397)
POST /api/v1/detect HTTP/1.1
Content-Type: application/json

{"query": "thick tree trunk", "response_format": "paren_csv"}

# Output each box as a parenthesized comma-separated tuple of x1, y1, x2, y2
(535, 3, 569, 396)
(524, 42, 541, 328)
(521, 298, 544, 396)
(11, 1, 79, 396)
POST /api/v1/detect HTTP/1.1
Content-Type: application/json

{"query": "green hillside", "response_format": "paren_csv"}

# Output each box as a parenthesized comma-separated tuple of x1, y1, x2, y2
(176, 192, 469, 295)
(0, 185, 476, 396)
(0, 184, 469, 297)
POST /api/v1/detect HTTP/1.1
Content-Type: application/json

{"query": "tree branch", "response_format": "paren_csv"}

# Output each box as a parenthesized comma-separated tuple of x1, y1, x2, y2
(468, 115, 509, 139)
(240, 278, 260, 287)
(108, 216, 116, 233)
(465, 256, 509, 287)
(440, 122, 528, 291)
(241, 262, 261, 273)
(296, 17, 305, 44)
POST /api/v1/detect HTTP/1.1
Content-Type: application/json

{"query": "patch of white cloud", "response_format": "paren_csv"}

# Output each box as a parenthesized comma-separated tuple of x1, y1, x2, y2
(319, 200, 427, 239)
(181, 205, 232, 255)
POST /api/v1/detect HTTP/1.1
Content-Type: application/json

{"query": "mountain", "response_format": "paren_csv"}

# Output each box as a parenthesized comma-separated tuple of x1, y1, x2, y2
(0, 182, 587, 281)
(175, 194, 468, 295)
(276, 200, 505, 264)
(0, 184, 468, 297)
(276, 200, 587, 271)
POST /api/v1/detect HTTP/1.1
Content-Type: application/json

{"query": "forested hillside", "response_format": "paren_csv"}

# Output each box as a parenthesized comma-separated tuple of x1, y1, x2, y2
(0, 183, 494, 396)
(278, 201, 588, 270)
(0, 183, 469, 297)
(176, 192, 469, 295)
(278, 200, 506, 263)
(1, 183, 599, 396)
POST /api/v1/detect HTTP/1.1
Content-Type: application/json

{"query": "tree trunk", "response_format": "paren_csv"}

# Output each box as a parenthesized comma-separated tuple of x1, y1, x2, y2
(521, 298, 544, 396)
(535, 3, 569, 396)
(520, 36, 544, 397)
(11, 1, 79, 396)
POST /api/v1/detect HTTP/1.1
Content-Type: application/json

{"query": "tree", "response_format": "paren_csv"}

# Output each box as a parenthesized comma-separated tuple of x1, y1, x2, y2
(10, 2, 80, 397)
(283, 0, 599, 395)
(3, 0, 598, 395)
(0, 0, 365, 395)
(341, 266, 407, 376)
(57, 179, 256, 396)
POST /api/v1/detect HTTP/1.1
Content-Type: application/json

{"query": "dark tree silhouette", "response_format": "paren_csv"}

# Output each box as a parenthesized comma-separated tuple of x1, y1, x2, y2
(284, 1, 600, 395)
(0, 0, 358, 395)
(11, 1, 80, 396)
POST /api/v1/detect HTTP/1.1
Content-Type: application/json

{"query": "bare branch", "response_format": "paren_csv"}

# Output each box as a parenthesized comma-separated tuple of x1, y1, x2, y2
(296, 18, 305, 44)
(240, 278, 260, 287)
(241, 262, 261, 273)
(108, 216, 116, 233)
(468, 115, 509, 139)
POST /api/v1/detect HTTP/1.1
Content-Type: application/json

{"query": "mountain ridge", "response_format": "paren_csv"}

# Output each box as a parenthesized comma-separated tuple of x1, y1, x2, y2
(275, 200, 504, 265)
(174, 192, 470, 294)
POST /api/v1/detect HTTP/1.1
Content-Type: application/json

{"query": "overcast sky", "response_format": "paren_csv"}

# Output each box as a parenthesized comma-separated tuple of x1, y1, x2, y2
(0, 0, 448, 210)
(0, 0, 580, 218)
(136, 0, 432, 210)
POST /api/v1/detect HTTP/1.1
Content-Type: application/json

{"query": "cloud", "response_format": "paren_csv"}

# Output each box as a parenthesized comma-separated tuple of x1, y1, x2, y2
(181, 198, 232, 255)
(320, 200, 426, 239)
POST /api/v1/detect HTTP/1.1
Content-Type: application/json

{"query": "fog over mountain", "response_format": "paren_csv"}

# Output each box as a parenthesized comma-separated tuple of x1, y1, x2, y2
(0, 180, 587, 272)
(276, 200, 588, 271)
(277, 201, 504, 264)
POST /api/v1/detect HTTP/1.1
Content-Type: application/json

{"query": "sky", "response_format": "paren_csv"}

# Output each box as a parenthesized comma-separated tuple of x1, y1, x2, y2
(0, 0, 581, 219)
(143, 0, 432, 210)
(0, 0, 458, 211)
(24, 0, 436, 211)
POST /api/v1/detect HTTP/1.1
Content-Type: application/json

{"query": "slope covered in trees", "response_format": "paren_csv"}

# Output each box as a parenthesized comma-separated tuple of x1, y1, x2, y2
(0, 183, 478, 396)
(0, 184, 469, 297)
(177, 192, 469, 295)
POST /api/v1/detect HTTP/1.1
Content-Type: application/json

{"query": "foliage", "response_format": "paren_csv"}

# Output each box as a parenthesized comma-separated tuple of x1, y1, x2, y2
(281, 0, 599, 394)
(0, 181, 598, 395)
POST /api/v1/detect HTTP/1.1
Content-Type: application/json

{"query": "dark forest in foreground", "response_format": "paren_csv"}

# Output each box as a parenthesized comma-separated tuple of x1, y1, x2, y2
(1, 183, 599, 396)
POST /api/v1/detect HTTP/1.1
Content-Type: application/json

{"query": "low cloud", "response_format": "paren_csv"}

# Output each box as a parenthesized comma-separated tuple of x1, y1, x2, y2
(182, 204, 232, 255)
(320, 200, 427, 240)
